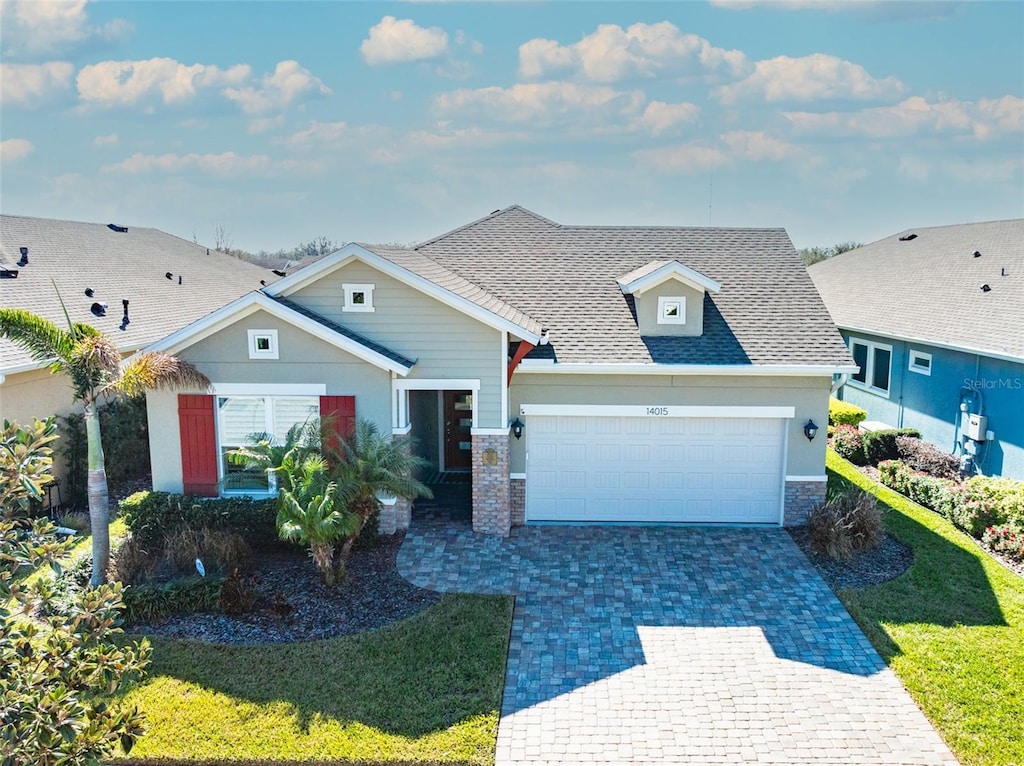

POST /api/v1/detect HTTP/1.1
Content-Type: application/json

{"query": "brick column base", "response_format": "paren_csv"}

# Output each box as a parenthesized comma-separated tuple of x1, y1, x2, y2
(784, 480, 827, 526)
(396, 497, 412, 530)
(472, 434, 511, 536)
(510, 478, 526, 527)
(377, 499, 398, 535)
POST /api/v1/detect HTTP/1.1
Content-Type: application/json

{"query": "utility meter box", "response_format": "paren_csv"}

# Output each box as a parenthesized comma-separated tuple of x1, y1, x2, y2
(965, 413, 988, 441)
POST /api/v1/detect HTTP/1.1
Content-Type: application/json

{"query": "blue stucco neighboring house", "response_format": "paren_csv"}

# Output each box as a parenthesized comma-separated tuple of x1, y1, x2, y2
(809, 219, 1024, 479)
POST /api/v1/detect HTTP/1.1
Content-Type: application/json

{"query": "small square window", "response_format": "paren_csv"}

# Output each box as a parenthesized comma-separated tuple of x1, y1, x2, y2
(247, 329, 279, 359)
(343, 283, 375, 312)
(909, 350, 932, 376)
(657, 296, 686, 325)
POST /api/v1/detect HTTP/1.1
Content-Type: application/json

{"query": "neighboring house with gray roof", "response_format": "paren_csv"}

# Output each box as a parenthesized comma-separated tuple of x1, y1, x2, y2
(146, 206, 856, 535)
(810, 219, 1024, 479)
(0, 214, 279, 494)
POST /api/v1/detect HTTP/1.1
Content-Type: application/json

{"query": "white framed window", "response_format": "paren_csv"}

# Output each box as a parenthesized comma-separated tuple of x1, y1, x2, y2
(217, 395, 319, 495)
(247, 329, 279, 359)
(909, 350, 932, 376)
(849, 338, 892, 397)
(657, 296, 686, 325)
(342, 283, 375, 312)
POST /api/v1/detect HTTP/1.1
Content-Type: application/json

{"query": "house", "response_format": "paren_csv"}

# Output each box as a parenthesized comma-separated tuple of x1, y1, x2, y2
(145, 206, 855, 535)
(809, 219, 1024, 479)
(0, 214, 279, 491)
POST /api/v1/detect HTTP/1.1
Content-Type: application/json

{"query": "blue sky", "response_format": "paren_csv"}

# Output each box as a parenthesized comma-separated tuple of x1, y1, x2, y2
(1, 1, 1021, 252)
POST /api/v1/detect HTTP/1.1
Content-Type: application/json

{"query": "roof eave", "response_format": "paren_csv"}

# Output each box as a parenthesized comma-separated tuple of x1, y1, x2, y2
(838, 324, 1024, 365)
(618, 261, 723, 296)
(516, 362, 858, 376)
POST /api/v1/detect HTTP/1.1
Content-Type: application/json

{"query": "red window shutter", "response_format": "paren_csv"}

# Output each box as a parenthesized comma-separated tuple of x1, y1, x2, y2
(320, 395, 355, 458)
(178, 394, 219, 497)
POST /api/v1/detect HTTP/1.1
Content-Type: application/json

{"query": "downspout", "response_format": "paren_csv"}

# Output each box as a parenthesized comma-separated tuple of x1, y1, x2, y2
(830, 373, 848, 394)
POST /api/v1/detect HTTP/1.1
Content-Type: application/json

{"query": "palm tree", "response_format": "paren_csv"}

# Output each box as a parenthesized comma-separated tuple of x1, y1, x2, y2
(331, 419, 431, 569)
(224, 418, 322, 494)
(0, 304, 209, 586)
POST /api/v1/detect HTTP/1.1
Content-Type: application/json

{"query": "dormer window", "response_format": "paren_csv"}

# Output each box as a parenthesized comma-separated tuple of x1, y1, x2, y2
(247, 329, 279, 359)
(343, 283, 375, 312)
(658, 296, 686, 325)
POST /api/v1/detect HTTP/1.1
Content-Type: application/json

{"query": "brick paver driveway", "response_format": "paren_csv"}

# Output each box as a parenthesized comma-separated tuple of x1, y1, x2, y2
(398, 521, 958, 765)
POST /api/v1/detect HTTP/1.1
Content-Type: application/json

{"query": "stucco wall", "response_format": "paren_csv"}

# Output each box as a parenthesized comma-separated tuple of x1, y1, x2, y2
(148, 308, 392, 493)
(838, 330, 1024, 478)
(508, 373, 831, 477)
(633, 277, 705, 337)
(0, 367, 78, 490)
(288, 261, 505, 427)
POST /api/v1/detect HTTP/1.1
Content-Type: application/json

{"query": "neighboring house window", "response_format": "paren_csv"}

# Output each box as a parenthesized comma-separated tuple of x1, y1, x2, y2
(217, 396, 319, 494)
(247, 329, 279, 359)
(909, 350, 932, 376)
(658, 296, 686, 325)
(849, 338, 892, 396)
(343, 283, 375, 312)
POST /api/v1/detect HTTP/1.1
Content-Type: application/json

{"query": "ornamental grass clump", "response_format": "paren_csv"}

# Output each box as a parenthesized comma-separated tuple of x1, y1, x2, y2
(807, 487, 884, 561)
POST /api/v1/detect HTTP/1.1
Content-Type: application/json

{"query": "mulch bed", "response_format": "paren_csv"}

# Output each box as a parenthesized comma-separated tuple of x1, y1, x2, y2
(788, 527, 915, 591)
(129, 533, 442, 645)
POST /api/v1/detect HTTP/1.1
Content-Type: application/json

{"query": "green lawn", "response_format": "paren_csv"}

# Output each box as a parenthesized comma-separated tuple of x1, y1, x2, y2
(114, 593, 513, 765)
(827, 450, 1024, 765)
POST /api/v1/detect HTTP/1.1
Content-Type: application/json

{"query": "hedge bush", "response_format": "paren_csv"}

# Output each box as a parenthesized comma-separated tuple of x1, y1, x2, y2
(895, 435, 960, 480)
(831, 424, 866, 464)
(119, 491, 279, 550)
(123, 577, 222, 622)
(982, 523, 1024, 563)
(877, 460, 954, 513)
(861, 428, 921, 465)
(828, 398, 868, 428)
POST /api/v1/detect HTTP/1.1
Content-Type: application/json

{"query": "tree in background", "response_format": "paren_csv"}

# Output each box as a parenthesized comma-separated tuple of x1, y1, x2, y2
(0, 303, 209, 586)
(799, 241, 863, 267)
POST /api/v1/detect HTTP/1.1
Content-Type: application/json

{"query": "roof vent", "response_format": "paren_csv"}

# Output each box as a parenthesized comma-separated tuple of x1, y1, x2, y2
(973, 250, 982, 258)
(1002, 268, 1009, 277)
(85, 288, 94, 297)
(120, 299, 130, 330)
(0, 269, 18, 279)
(165, 272, 173, 280)
(980, 284, 991, 292)
(898, 233, 918, 241)
(90, 302, 108, 316)
(18, 247, 28, 266)
(107, 223, 128, 233)
(272, 269, 286, 277)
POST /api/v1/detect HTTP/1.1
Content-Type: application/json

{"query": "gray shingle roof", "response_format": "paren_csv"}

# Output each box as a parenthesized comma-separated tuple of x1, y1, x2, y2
(0, 214, 278, 372)
(413, 205, 852, 367)
(809, 219, 1024, 361)
(271, 296, 416, 369)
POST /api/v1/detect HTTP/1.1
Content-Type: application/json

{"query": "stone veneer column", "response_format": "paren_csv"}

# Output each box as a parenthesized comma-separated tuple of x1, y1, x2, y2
(784, 480, 827, 526)
(472, 433, 511, 536)
(377, 498, 398, 536)
(510, 478, 526, 527)
(395, 496, 412, 530)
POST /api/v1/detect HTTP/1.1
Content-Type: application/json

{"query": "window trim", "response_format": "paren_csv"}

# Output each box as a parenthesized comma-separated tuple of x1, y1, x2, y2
(848, 337, 892, 398)
(657, 295, 687, 325)
(908, 350, 932, 376)
(342, 283, 375, 313)
(247, 329, 279, 360)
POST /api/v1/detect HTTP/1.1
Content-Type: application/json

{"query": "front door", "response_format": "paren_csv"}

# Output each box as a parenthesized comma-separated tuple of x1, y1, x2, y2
(443, 390, 473, 471)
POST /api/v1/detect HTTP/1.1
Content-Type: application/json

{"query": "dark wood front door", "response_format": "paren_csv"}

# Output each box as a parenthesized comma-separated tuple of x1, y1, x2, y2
(443, 390, 473, 471)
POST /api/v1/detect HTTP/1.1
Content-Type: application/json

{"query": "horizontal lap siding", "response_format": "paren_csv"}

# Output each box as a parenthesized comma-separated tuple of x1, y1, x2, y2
(289, 262, 504, 427)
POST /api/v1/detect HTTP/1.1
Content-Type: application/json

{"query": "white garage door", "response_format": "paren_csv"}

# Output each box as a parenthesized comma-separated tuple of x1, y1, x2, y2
(525, 412, 786, 524)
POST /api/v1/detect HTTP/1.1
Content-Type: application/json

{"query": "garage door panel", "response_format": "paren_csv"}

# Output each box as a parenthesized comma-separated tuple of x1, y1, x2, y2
(623, 444, 651, 462)
(559, 443, 587, 462)
(623, 419, 651, 435)
(593, 444, 620, 462)
(623, 472, 649, 489)
(594, 471, 621, 489)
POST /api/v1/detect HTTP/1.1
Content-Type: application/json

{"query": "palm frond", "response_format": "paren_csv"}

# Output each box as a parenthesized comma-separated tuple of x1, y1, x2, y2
(115, 352, 210, 398)
(0, 308, 76, 366)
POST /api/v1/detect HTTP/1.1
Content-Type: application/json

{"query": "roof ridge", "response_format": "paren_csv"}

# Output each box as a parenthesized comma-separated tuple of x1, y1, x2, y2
(891, 218, 1024, 238)
(0, 212, 155, 230)
(415, 204, 560, 249)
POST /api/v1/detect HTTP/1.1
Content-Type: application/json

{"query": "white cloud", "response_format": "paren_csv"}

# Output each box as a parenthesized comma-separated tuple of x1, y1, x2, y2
(634, 144, 727, 173)
(633, 101, 700, 135)
(719, 130, 801, 161)
(223, 60, 330, 115)
(93, 133, 118, 147)
(518, 21, 748, 83)
(0, 137, 34, 164)
(0, 61, 73, 105)
(0, 0, 132, 58)
(102, 151, 274, 178)
(435, 81, 645, 125)
(784, 96, 1022, 139)
(897, 156, 931, 182)
(635, 130, 802, 172)
(77, 58, 251, 107)
(361, 16, 449, 65)
(715, 53, 904, 103)
(285, 120, 352, 147)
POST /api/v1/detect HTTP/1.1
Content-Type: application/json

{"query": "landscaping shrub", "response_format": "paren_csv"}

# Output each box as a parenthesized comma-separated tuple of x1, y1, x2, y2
(120, 491, 278, 550)
(123, 577, 222, 623)
(943, 475, 1024, 537)
(982, 523, 1024, 563)
(219, 568, 258, 615)
(828, 397, 868, 428)
(831, 424, 866, 464)
(878, 459, 955, 514)
(878, 459, 911, 494)
(160, 526, 252, 579)
(861, 428, 921, 465)
(806, 487, 884, 560)
(895, 435, 960, 480)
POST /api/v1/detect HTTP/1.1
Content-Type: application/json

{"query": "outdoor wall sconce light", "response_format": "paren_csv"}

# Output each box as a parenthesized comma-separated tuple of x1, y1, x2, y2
(804, 419, 819, 442)
(511, 418, 525, 440)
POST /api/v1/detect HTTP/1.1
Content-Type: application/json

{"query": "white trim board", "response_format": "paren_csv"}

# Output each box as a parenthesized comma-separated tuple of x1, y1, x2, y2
(145, 291, 413, 376)
(471, 427, 511, 436)
(393, 378, 481, 392)
(515, 363, 858, 376)
(785, 475, 828, 483)
(618, 261, 722, 296)
(264, 244, 543, 344)
(212, 383, 326, 396)
(520, 404, 795, 419)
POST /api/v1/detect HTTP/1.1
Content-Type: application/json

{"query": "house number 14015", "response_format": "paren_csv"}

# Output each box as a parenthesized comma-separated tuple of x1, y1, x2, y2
(646, 407, 670, 416)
